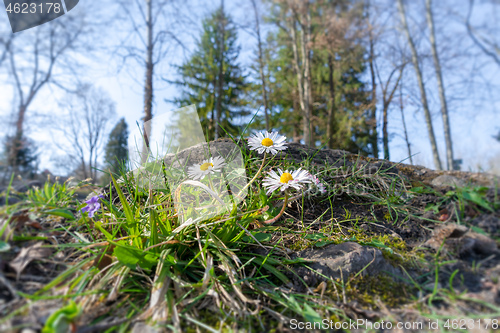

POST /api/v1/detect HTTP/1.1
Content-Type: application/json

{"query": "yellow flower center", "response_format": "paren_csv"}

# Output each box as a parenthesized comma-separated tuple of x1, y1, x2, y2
(261, 138, 274, 147)
(200, 162, 213, 171)
(280, 172, 294, 184)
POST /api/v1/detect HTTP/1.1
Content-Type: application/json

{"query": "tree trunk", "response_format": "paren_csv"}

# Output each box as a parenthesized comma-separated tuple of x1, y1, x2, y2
(289, 17, 306, 140)
(301, 4, 313, 147)
(251, 0, 270, 131)
(368, 34, 378, 158)
(8, 103, 28, 170)
(426, 0, 454, 170)
(466, 0, 500, 67)
(399, 78, 413, 165)
(288, 3, 313, 147)
(215, 0, 225, 140)
(327, 54, 336, 149)
(15, 104, 27, 141)
(397, 0, 442, 170)
(382, 100, 389, 160)
(211, 79, 216, 138)
(0, 35, 13, 68)
(141, 0, 154, 164)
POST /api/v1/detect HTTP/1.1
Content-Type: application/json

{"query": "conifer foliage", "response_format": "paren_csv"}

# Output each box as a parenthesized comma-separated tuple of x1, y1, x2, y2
(171, 5, 249, 141)
(104, 118, 129, 179)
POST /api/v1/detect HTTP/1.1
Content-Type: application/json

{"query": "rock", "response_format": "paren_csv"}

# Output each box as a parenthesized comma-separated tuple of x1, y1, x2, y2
(14, 180, 42, 193)
(423, 223, 499, 259)
(0, 195, 21, 206)
(431, 175, 466, 188)
(455, 232, 499, 257)
(470, 214, 500, 238)
(367, 161, 399, 175)
(293, 242, 406, 288)
(162, 138, 243, 168)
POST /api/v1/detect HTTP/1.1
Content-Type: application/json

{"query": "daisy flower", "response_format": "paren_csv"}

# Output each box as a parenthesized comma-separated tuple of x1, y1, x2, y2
(187, 156, 227, 180)
(309, 174, 327, 194)
(262, 168, 311, 195)
(248, 131, 287, 155)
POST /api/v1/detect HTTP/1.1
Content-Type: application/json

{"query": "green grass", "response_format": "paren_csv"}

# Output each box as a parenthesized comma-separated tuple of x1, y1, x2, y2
(1, 137, 499, 332)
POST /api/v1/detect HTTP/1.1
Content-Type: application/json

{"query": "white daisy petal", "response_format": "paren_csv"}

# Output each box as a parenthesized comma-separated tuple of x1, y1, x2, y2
(247, 131, 288, 155)
(262, 168, 313, 195)
(187, 156, 227, 181)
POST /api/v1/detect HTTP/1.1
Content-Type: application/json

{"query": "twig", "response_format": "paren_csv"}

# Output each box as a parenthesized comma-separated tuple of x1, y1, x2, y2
(0, 272, 19, 300)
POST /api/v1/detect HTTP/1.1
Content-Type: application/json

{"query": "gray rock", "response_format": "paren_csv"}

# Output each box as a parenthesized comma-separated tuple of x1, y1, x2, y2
(0, 195, 21, 206)
(14, 180, 42, 193)
(294, 242, 406, 287)
(367, 161, 399, 175)
(431, 175, 466, 188)
(471, 214, 500, 237)
(424, 223, 499, 259)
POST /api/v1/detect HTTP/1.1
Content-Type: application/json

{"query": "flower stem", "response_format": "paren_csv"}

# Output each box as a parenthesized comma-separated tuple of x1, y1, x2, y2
(262, 192, 288, 225)
(236, 152, 267, 198)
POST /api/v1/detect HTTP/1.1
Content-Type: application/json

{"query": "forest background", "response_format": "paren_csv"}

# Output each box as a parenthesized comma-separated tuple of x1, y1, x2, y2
(0, 0, 499, 183)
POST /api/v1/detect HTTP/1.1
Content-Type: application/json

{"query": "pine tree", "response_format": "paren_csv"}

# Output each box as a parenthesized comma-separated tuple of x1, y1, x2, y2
(170, 5, 249, 141)
(314, 49, 372, 155)
(264, 24, 371, 153)
(4, 135, 39, 177)
(104, 118, 129, 180)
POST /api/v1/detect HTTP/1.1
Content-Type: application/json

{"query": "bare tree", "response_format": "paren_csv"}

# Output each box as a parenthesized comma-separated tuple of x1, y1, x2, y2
(6, 14, 92, 171)
(0, 34, 13, 69)
(250, 0, 270, 131)
(366, 0, 379, 158)
(272, 0, 314, 146)
(397, 0, 442, 170)
(54, 85, 116, 181)
(376, 62, 405, 160)
(368, 27, 378, 158)
(466, 0, 500, 67)
(399, 71, 413, 165)
(426, 0, 454, 170)
(115, 0, 189, 163)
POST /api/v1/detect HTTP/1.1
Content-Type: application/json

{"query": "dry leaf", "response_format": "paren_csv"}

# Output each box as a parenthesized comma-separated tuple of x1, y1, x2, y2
(9, 242, 52, 279)
(93, 251, 114, 270)
(438, 214, 450, 222)
(26, 221, 43, 230)
(11, 213, 31, 229)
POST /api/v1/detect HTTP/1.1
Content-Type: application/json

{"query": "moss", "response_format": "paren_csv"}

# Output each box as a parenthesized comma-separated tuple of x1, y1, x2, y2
(383, 212, 392, 222)
(341, 228, 424, 268)
(330, 275, 417, 309)
(287, 237, 314, 251)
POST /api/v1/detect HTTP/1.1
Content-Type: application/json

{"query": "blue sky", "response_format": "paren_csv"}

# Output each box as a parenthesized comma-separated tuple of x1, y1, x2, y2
(0, 0, 499, 175)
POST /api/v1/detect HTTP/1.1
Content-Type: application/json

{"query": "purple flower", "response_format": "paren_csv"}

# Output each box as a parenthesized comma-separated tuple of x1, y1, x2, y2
(81, 195, 104, 218)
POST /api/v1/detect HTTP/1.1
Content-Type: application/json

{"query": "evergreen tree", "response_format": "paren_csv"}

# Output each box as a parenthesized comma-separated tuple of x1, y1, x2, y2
(262, 0, 372, 155)
(104, 118, 129, 179)
(4, 135, 39, 177)
(313, 48, 372, 155)
(170, 6, 249, 140)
